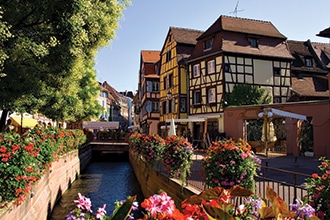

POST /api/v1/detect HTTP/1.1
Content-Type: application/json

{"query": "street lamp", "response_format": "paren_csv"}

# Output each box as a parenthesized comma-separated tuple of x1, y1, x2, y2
(258, 108, 273, 167)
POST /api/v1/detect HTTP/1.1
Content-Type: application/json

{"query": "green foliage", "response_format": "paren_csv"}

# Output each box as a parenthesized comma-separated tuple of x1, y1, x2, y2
(0, 0, 130, 122)
(223, 84, 271, 107)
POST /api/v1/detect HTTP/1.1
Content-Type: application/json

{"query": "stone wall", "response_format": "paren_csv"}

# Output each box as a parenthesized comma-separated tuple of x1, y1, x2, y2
(128, 150, 199, 209)
(0, 145, 92, 220)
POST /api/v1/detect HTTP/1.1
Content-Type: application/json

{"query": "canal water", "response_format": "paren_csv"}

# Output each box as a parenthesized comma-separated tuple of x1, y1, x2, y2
(50, 153, 144, 219)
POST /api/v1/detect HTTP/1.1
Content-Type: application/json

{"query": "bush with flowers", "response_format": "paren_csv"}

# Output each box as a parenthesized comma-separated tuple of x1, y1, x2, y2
(162, 135, 194, 185)
(69, 185, 320, 220)
(202, 139, 261, 191)
(0, 127, 86, 208)
(128, 132, 145, 155)
(304, 157, 330, 219)
(139, 133, 165, 168)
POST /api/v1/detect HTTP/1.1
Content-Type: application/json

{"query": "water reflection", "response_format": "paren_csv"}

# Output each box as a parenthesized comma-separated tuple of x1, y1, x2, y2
(50, 153, 144, 219)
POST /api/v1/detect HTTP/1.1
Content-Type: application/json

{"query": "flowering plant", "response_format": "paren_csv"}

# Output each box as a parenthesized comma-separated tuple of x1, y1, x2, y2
(202, 139, 261, 191)
(66, 193, 137, 220)
(0, 127, 86, 207)
(140, 186, 319, 220)
(139, 133, 165, 167)
(162, 135, 194, 186)
(0, 132, 42, 206)
(304, 157, 330, 219)
(128, 132, 145, 155)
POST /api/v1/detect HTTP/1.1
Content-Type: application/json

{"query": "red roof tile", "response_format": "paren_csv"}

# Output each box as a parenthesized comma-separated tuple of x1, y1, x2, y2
(141, 50, 160, 63)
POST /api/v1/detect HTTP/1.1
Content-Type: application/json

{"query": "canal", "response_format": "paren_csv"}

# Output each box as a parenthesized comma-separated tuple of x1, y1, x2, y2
(50, 153, 144, 219)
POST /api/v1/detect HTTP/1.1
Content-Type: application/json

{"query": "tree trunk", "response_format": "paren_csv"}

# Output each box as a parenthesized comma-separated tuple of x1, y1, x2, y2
(0, 109, 9, 132)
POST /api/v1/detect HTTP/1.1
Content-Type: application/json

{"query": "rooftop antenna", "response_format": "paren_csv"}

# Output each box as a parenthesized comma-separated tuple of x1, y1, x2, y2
(230, 1, 244, 17)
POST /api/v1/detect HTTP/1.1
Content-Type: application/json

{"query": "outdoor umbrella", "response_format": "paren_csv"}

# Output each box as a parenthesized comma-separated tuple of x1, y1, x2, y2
(168, 118, 176, 136)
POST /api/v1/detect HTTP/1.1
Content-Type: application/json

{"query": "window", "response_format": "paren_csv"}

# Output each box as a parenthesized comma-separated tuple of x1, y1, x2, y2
(207, 60, 215, 74)
(149, 82, 159, 93)
(162, 101, 166, 115)
(204, 38, 213, 51)
(207, 87, 216, 103)
(305, 58, 312, 67)
(273, 97, 281, 103)
(152, 82, 159, 92)
(273, 67, 281, 75)
(249, 38, 258, 48)
(168, 73, 173, 88)
(163, 76, 167, 89)
(152, 101, 159, 112)
(167, 99, 173, 113)
(224, 63, 230, 72)
(166, 50, 171, 62)
(180, 98, 187, 112)
(193, 90, 201, 105)
(193, 64, 200, 77)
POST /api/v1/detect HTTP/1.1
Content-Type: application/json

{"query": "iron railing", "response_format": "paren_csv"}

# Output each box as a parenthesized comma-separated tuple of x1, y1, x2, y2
(186, 165, 310, 206)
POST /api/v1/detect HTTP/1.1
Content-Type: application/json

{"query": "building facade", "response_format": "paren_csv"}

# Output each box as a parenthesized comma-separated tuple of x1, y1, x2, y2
(186, 16, 293, 146)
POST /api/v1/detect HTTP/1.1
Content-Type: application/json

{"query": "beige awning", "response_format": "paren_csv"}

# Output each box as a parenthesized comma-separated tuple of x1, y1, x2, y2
(267, 108, 306, 121)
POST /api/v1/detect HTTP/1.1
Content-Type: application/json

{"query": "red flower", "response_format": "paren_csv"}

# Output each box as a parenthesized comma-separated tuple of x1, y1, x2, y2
(312, 173, 319, 179)
(0, 145, 7, 153)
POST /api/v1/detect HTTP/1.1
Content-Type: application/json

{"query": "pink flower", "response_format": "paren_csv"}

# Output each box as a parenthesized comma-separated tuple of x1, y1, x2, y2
(96, 204, 106, 219)
(74, 193, 92, 213)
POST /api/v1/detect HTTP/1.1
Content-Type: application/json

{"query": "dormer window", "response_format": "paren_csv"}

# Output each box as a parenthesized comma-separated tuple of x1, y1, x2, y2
(305, 58, 312, 67)
(203, 38, 213, 51)
(249, 38, 258, 48)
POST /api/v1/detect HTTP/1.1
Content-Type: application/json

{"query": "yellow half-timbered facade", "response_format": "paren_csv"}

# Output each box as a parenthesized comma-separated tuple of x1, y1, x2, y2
(187, 16, 293, 145)
(159, 27, 203, 136)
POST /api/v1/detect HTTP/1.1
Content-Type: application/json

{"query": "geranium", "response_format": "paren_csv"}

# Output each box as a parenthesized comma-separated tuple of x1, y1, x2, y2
(140, 191, 178, 219)
(202, 139, 261, 191)
(162, 135, 194, 186)
(0, 132, 42, 207)
(140, 133, 165, 167)
(128, 132, 145, 155)
(304, 157, 330, 219)
(0, 127, 86, 208)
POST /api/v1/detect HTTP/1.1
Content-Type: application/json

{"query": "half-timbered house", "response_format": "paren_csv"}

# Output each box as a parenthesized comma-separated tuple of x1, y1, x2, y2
(187, 15, 293, 146)
(159, 27, 203, 137)
(138, 50, 161, 134)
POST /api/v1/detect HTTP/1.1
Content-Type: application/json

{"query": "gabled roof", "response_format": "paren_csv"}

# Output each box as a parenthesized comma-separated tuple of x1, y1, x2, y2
(141, 50, 160, 63)
(160, 27, 203, 54)
(170, 27, 204, 45)
(189, 15, 292, 61)
(198, 15, 286, 40)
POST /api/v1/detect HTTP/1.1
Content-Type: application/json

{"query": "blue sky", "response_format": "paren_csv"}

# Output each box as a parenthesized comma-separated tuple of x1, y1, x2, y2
(94, 0, 330, 93)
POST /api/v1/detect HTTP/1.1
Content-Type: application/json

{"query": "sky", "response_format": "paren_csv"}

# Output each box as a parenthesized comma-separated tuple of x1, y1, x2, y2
(94, 0, 330, 93)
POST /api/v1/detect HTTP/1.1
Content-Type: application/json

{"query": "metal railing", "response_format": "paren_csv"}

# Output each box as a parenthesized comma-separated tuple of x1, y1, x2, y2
(186, 165, 310, 206)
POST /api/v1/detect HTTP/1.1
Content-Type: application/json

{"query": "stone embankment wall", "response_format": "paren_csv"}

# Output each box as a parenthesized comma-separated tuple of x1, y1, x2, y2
(129, 151, 199, 209)
(0, 145, 92, 220)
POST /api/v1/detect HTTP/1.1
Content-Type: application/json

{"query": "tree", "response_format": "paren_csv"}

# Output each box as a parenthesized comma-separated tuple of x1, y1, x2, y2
(0, 0, 130, 128)
(223, 84, 271, 107)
